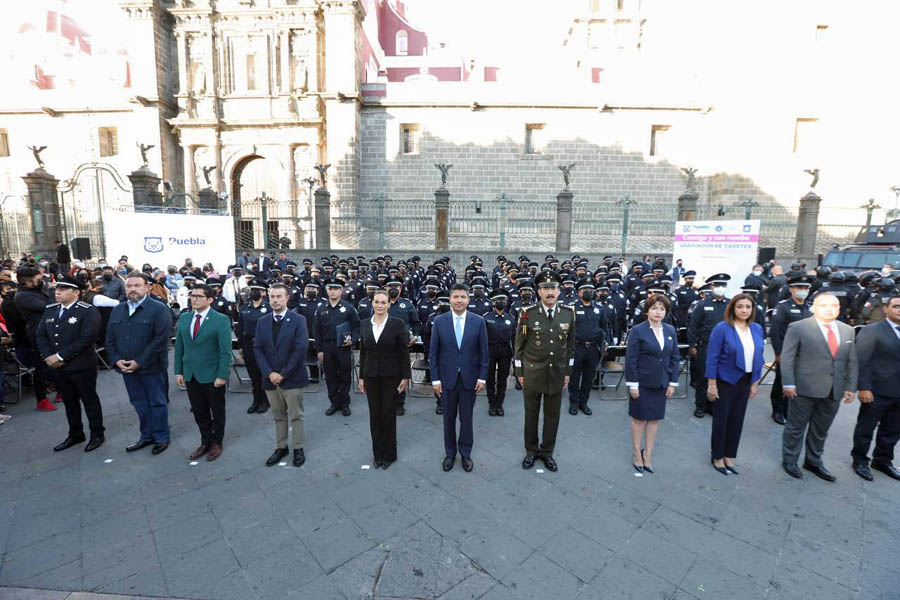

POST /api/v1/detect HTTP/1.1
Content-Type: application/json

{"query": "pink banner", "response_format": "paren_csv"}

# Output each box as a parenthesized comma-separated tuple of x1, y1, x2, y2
(674, 234, 760, 243)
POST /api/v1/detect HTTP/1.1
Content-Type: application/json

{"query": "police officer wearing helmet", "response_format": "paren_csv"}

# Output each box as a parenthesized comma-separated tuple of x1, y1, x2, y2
(687, 273, 730, 419)
(484, 288, 515, 416)
(569, 278, 610, 416)
(36, 274, 105, 452)
(236, 278, 271, 414)
(768, 274, 813, 424)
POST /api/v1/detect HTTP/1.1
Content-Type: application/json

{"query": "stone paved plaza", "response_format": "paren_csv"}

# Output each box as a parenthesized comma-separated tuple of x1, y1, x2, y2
(0, 359, 897, 600)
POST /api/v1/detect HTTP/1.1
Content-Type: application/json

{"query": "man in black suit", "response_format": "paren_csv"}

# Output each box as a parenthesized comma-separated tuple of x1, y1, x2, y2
(851, 294, 900, 481)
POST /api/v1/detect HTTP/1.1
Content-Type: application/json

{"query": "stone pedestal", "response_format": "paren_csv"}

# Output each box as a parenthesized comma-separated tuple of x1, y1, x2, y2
(314, 187, 331, 250)
(434, 188, 450, 250)
(794, 191, 822, 257)
(22, 168, 62, 256)
(677, 190, 699, 221)
(128, 167, 163, 211)
(197, 187, 219, 210)
(555, 190, 573, 252)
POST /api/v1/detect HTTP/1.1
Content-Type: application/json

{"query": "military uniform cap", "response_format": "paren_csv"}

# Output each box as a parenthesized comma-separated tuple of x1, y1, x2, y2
(706, 273, 731, 285)
(249, 277, 268, 290)
(324, 278, 344, 288)
(535, 270, 561, 288)
(741, 285, 761, 294)
(787, 274, 813, 287)
(206, 277, 223, 286)
(183, 273, 197, 281)
(641, 272, 655, 279)
(302, 258, 313, 265)
(385, 276, 404, 286)
(603, 255, 613, 261)
(517, 278, 535, 291)
(56, 273, 84, 290)
(306, 280, 322, 288)
(608, 264, 621, 272)
(497, 255, 507, 262)
(471, 277, 487, 287)
(697, 283, 712, 292)
(595, 279, 610, 291)
(576, 278, 595, 291)
(606, 273, 622, 283)
(424, 278, 441, 288)
(490, 288, 508, 299)
(683, 270, 697, 278)
(646, 279, 667, 293)
(562, 275, 577, 284)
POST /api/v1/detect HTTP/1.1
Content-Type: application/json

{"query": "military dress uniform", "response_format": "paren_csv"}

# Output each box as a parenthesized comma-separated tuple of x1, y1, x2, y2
(236, 280, 271, 414)
(768, 276, 813, 423)
(687, 274, 730, 418)
(484, 291, 516, 416)
(313, 284, 360, 414)
(35, 276, 104, 451)
(514, 272, 575, 471)
(569, 281, 610, 415)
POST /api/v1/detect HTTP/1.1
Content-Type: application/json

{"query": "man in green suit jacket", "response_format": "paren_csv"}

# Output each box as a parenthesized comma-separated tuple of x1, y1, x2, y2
(174, 283, 233, 461)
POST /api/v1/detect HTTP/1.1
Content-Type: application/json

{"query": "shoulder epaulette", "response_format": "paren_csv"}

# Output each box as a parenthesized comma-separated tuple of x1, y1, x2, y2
(561, 304, 575, 311)
(76, 301, 92, 308)
(46, 302, 60, 308)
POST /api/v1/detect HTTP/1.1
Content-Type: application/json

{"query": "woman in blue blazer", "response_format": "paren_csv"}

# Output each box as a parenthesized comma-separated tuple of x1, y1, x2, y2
(625, 294, 681, 473)
(705, 294, 765, 475)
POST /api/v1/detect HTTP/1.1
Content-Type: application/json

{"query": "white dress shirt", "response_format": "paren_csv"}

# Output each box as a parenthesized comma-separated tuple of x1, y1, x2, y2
(626, 324, 679, 389)
(814, 318, 840, 345)
(191, 307, 211, 339)
(736, 324, 754, 373)
(371, 315, 388, 343)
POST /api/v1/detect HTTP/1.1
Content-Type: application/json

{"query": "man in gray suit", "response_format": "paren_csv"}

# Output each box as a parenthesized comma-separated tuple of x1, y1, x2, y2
(781, 293, 858, 481)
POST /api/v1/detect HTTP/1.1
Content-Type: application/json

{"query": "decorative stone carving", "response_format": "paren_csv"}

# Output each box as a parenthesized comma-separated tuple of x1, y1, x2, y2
(290, 30, 311, 93)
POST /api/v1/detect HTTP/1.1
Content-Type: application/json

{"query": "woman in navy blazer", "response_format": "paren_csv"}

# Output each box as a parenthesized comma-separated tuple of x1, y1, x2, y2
(625, 294, 681, 473)
(705, 294, 765, 475)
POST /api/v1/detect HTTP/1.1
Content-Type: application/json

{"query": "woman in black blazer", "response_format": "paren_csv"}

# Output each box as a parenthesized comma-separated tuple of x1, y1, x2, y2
(358, 290, 411, 469)
(625, 294, 681, 473)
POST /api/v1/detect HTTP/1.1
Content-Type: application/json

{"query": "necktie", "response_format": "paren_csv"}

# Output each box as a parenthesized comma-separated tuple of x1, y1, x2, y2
(193, 313, 202, 339)
(826, 323, 838, 357)
(547, 307, 554, 323)
(455, 316, 463, 349)
(58, 306, 65, 319)
(275, 315, 283, 323)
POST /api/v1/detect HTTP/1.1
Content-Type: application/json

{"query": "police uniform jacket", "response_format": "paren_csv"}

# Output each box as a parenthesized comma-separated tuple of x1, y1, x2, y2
(236, 300, 271, 343)
(768, 298, 811, 355)
(212, 296, 238, 324)
(686, 295, 729, 348)
(388, 298, 420, 336)
(469, 293, 493, 316)
(573, 301, 611, 347)
(314, 299, 361, 347)
(36, 300, 101, 372)
(484, 309, 516, 351)
(514, 303, 576, 394)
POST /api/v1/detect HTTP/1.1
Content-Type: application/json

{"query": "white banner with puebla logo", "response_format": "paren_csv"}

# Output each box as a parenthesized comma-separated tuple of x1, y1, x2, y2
(673, 220, 760, 296)
(103, 211, 236, 271)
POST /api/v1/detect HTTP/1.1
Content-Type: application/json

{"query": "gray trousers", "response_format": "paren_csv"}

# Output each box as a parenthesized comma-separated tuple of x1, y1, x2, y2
(266, 387, 305, 449)
(782, 393, 840, 468)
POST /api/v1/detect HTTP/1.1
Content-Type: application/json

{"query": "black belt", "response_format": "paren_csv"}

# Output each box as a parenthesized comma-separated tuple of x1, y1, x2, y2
(576, 341, 597, 347)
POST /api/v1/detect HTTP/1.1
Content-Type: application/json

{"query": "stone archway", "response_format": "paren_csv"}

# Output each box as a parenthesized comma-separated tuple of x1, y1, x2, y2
(231, 154, 280, 249)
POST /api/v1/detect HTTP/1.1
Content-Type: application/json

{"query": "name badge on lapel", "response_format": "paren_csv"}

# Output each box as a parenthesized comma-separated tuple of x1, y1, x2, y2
(559, 323, 570, 332)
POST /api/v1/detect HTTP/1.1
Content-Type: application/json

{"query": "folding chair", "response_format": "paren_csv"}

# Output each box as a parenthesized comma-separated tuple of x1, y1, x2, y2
(759, 360, 778, 385)
(227, 349, 252, 393)
(10, 349, 34, 404)
(670, 344, 691, 399)
(304, 339, 322, 393)
(94, 346, 112, 370)
(598, 345, 628, 401)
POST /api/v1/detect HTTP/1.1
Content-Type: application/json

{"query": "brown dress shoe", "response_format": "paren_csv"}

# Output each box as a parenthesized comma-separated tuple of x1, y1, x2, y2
(206, 443, 222, 461)
(189, 444, 209, 460)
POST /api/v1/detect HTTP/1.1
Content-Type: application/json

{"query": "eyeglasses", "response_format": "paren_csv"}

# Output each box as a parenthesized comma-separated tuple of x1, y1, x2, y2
(189, 294, 209, 299)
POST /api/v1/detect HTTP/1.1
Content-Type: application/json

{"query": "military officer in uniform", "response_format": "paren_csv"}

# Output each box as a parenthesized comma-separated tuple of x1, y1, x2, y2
(687, 273, 730, 419)
(515, 271, 576, 472)
(768, 274, 812, 424)
(484, 288, 516, 416)
(207, 278, 239, 324)
(314, 278, 360, 416)
(36, 274, 104, 452)
(235, 278, 271, 414)
(569, 279, 610, 416)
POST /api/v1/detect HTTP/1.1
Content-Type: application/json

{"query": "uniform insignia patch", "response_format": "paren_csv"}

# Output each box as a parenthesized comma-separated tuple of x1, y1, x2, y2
(339, 306, 347, 313)
(68, 317, 78, 324)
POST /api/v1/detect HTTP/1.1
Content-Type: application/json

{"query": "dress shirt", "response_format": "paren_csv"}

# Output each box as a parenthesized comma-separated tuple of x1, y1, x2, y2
(891, 319, 900, 341)
(371, 315, 387, 343)
(432, 310, 485, 387)
(58, 300, 77, 318)
(650, 324, 664, 350)
(736, 324, 754, 373)
(127, 294, 148, 317)
(814, 318, 840, 345)
(191, 307, 211, 339)
(541, 302, 556, 321)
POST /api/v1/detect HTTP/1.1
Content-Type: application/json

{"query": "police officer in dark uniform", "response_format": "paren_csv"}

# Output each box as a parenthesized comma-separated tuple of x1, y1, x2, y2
(860, 278, 897, 324)
(36, 274, 104, 452)
(559, 275, 578, 306)
(484, 288, 515, 416)
(423, 292, 451, 415)
(741, 285, 768, 331)
(673, 270, 698, 331)
(569, 279, 610, 416)
(510, 279, 536, 321)
(236, 278, 271, 414)
(687, 273, 730, 419)
(356, 279, 379, 320)
(605, 273, 628, 340)
(207, 278, 239, 324)
(416, 278, 442, 324)
(385, 276, 419, 415)
(767, 274, 812, 424)
(468, 277, 493, 316)
(314, 278, 360, 416)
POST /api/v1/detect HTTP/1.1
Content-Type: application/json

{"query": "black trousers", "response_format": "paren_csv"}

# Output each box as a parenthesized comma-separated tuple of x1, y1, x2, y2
(364, 376, 399, 462)
(770, 362, 788, 416)
(17, 344, 48, 401)
(56, 368, 104, 438)
(852, 394, 900, 465)
(710, 374, 750, 460)
(486, 344, 512, 407)
(242, 340, 267, 407)
(569, 344, 601, 408)
(524, 383, 562, 457)
(323, 345, 352, 408)
(692, 345, 710, 412)
(186, 378, 226, 445)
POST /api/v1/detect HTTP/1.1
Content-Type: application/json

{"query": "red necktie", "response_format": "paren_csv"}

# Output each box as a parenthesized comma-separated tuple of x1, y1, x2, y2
(193, 313, 202, 339)
(826, 324, 838, 357)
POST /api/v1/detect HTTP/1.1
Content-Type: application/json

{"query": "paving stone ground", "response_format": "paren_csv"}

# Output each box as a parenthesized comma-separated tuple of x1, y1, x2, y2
(0, 353, 897, 600)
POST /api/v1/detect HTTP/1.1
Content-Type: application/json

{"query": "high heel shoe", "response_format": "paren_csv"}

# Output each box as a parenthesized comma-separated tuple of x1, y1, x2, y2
(633, 452, 644, 474)
(641, 449, 654, 474)
(725, 463, 739, 475)
(711, 457, 729, 475)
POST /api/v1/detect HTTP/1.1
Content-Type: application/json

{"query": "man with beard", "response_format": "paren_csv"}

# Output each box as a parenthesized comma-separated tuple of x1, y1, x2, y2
(100, 265, 126, 301)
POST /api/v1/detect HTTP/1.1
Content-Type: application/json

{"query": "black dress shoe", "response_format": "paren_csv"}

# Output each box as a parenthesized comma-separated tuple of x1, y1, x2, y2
(54, 435, 86, 452)
(151, 442, 169, 455)
(783, 463, 803, 479)
(293, 448, 305, 467)
(693, 408, 706, 418)
(772, 412, 786, 425)
(126, 439, 154, 453)
(712, 464, 729, 476)
(85, 436, 104, 452)
(435, 403, 443, 415)
(247, 403, 259, 414)
(462, 458, 473, 472)
(871, 461, 900, 481)
(396, 406, 406, 416)
(266, 447, 289, 467)
(341, 406, 351, 416)
(568, 405, 578, 415)
(442, 457, 454, 472)
(496, 407, 504, 416)
(325, 405, 338, 416)
(541, 455, 558, 472)
(381, 460, 392, 470)
(853, 463, 874, 481)
(255, 403, 270, 414)
(488, 406, 497, 416)
(803, 463, 836, 482)
(724, 464, 739, 475)
(515, 380, 522, 390)
(374, 461, 383, 469)
(580, 405, 592, 416)
(522, 455, 536, 469)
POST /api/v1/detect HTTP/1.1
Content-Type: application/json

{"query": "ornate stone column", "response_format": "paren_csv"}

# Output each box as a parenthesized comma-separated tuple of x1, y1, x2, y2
(677, 190, 699, 221)
(794, 191, 822, 257)
(22, 167, 62, 256)
(556, 190, 573, 252)
(434, 188, 450, 250)
(128, 166, 164, 210)
(314, 187, 331, 249)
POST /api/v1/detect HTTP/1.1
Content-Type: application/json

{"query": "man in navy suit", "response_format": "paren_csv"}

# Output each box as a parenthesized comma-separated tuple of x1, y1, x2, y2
(254, 283, 310, 467)
(851, 294, 900, 481)
(429, 283, 489, 472)
(255, 252, 273, 277)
